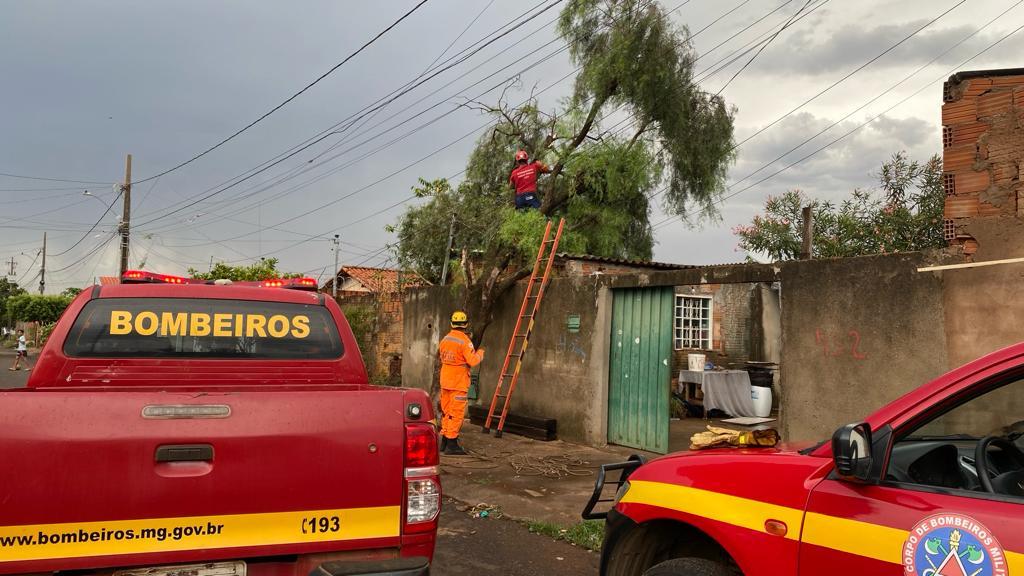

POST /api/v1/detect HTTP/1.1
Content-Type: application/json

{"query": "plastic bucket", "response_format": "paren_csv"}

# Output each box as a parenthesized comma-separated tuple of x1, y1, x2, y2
(687, 353, 706, 371)
(750, 386, 772, 418)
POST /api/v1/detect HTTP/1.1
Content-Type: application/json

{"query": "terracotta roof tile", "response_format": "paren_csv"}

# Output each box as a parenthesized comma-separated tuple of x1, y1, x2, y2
(336, 266, 428, 293)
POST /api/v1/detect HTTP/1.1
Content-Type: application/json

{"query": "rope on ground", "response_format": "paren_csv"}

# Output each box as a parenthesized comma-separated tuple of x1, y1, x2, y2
(440, 449, 594, 479)
(509, 453, 594, 479)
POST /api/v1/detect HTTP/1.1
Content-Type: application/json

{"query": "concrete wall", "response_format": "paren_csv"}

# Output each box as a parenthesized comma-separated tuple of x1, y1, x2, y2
(402, 278, 614, 446)
(778, 253, 952, 442)
(404, 247, 1024, 449)
(476, 279, 612, 445)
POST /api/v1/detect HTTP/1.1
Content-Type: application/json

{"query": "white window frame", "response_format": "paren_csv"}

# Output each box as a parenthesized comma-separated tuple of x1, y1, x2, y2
(674, 294, 713, 350)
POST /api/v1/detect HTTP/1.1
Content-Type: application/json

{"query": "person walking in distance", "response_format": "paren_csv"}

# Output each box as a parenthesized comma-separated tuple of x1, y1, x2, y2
(438, 311, 484, 455)
(508, 150, 550, 210)
(8, 329, 31, 371)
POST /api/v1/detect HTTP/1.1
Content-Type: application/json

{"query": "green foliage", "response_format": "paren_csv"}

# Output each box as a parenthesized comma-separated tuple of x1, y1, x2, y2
(61, 287, 84, 298)
(560, 0, 736, 216)
(340, 304, 376, 369)
(734, 153, 945, 261)
(393, 0, 735, 345)
(6, 294, 73, 324)
(188, 258, 300, 281)
(526, 519, 605, 551)
(38, 322, 57, 347)
(0, 278, 27, 321)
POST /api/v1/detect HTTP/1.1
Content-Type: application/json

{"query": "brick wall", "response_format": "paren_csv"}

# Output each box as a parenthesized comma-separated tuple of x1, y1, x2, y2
(942, 71, 1024, 254)
(334, 291, 404, 384)
(671, 283, 762, 373)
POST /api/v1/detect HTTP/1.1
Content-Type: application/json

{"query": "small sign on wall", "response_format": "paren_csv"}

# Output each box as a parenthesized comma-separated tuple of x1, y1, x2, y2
(567, 314, 581, 333)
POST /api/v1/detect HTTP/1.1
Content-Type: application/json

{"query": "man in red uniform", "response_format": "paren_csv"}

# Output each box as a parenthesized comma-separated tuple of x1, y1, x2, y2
(438, 311, 484, 455)
(509, 150, 550, 210)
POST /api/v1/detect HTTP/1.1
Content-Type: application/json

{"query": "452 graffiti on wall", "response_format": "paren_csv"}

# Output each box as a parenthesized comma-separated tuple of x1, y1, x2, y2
(815, 329, 868, 360)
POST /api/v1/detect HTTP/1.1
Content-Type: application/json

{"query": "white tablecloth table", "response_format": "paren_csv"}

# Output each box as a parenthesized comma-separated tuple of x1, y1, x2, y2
(678, 370, 756, 417)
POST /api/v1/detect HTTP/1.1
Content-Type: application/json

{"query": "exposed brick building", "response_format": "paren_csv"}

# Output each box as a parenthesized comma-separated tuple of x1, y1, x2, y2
(322, 266, 427, 384)
(942, 68, 1024, 255)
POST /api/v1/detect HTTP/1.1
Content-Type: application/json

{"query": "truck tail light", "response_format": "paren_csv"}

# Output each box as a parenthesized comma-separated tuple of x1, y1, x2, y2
(404, 423, 440, 532)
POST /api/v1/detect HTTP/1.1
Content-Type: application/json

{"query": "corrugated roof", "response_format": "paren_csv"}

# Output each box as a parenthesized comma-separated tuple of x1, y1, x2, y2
(555, 253, 695, 270)
(334, 266, 428, 293)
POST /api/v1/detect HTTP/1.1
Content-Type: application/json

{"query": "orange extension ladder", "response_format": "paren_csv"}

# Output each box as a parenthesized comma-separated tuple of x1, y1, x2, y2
(482, 218, 565, 438)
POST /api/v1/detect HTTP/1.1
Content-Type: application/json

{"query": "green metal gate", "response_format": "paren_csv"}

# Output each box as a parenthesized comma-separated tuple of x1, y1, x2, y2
(607, 287, 673, 454)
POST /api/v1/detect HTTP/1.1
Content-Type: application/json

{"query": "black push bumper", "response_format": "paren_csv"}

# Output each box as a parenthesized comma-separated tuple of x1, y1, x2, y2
(313, 557, 429, 576)
(581, 454, 646, 520)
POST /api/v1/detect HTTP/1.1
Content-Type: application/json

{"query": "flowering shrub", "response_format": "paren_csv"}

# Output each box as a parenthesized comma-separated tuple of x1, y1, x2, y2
(734, 152, 944, 261)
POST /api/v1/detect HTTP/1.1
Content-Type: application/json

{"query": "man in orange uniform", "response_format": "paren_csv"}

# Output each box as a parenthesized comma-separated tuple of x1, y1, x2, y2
(438, 311, 484, 455)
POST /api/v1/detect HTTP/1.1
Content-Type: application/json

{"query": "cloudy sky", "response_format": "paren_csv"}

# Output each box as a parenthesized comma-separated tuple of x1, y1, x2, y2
(1, 0, 1022, 291)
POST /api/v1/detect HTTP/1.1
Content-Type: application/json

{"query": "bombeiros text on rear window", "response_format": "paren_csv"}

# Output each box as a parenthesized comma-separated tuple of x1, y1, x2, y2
(64, 298, 342, 359)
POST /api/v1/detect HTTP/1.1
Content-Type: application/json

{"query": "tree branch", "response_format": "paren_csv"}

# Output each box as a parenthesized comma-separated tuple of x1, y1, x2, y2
(542, 86, 615, 214)
(627, 119, 652, 150)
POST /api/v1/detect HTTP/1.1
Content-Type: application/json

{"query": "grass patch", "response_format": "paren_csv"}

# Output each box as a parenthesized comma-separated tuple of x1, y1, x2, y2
(526, 519, 604, 551)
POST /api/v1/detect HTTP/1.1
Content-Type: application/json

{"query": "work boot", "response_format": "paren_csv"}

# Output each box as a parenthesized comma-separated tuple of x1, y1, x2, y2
(439, 436, 449, 453)
(444, 438, 468, 456)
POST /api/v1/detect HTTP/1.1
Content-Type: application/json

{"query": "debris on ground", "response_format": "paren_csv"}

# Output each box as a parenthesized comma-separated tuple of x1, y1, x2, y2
(441, 447, 595, 479)
(509, 453, 593, 479)
(468, 503, 503, 519)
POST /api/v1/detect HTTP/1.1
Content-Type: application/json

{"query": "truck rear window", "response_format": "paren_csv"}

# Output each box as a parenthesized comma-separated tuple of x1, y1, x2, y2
(64, 298, 342, 359)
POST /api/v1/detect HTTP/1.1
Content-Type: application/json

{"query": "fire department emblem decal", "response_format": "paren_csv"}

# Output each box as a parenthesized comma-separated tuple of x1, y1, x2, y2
(903, 514, 1008, 576)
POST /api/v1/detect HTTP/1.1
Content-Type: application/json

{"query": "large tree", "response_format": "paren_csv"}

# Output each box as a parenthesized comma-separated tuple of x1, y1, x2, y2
(393, 0, 736, 344)
(734, 152, 945, 261)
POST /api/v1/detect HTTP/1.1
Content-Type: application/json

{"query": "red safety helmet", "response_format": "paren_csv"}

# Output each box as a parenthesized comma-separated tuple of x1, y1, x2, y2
(514, 150, 529, 163)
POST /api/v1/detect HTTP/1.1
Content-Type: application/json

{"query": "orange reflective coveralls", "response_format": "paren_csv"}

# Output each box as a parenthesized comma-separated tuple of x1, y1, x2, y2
(438, 329, 484, 440)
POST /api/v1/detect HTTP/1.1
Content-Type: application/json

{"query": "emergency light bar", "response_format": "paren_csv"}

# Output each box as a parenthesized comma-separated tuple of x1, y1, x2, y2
(121, 270, 319, 291)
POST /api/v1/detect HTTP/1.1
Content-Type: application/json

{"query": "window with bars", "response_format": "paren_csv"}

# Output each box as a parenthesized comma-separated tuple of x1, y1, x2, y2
(944, 173, 956, 196)
(943, 126, 953, 148)
(674, 295, 712, 350)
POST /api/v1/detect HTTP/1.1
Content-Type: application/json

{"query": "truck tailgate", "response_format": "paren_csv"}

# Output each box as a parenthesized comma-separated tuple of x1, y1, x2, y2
(0, 388, 407, 573)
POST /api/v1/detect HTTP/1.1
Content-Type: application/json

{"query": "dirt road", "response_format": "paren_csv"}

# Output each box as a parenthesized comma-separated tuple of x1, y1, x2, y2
(433, 499, 599, 575)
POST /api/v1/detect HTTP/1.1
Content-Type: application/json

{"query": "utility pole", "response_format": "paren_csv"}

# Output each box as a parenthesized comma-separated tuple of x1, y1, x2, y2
(439, 213, 456, 285)
(800, 205, 814, 260)
(38, 233, 46, 295)
(119, 154, 132, 276)
(332, 234, 340, 299)
(6, 257, 15, 277)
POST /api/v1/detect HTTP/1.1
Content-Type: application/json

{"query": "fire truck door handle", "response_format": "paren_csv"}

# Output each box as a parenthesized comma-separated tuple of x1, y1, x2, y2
(155, 444, 214, 462)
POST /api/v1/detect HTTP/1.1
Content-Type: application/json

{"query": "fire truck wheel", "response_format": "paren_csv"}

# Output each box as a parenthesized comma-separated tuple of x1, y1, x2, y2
(642, 557, 734, 576)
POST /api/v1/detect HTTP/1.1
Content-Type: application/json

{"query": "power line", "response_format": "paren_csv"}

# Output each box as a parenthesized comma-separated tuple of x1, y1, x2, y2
(135, 0, 558, 228)
(0, 171, 108, 185)
(726, 0, 1024, 194)
(733, 0, 967, 149)
(132, 0, 433, 185)
(50, 189, 123, 257)
(652, 18, 1024, 232)
(715, 0, 814, 95)
(145, 0, 770, 266)
(141, 0, 698, 241)
(214, 0, 803, 261)
(136, 0, 566, 227)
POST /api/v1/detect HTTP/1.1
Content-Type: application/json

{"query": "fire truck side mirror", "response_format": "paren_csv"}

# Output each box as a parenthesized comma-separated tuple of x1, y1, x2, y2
(832, 422, 873, 481)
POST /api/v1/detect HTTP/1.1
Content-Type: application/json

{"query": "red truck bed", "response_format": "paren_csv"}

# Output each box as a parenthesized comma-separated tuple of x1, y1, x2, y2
(0, 281, 438, 576)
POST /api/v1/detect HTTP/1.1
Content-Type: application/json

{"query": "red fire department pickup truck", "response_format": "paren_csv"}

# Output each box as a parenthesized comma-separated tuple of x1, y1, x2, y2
(0, 271, 439, 576)
(585, 343, 1024, 576)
